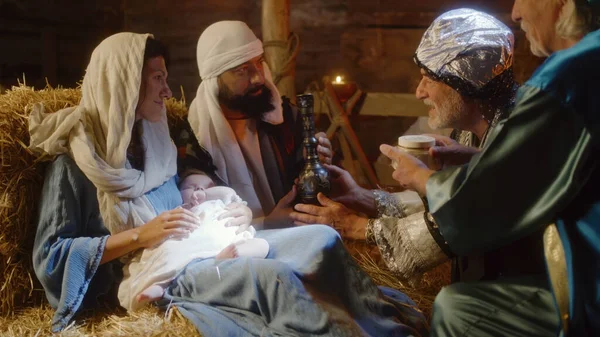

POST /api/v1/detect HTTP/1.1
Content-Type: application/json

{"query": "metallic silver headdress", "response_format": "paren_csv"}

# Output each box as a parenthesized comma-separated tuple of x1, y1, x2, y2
(415, 8, 514, 98)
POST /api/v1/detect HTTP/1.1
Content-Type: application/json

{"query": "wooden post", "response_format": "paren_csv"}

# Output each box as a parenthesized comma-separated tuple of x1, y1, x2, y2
(323, 80, 379, 188)
(262, 0, 296, 103)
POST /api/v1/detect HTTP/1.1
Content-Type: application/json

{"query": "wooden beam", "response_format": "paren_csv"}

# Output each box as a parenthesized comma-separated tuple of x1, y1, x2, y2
(323, 80, 379, 187)
(262, 0, 297, 103)
(314, 92, 428, 117)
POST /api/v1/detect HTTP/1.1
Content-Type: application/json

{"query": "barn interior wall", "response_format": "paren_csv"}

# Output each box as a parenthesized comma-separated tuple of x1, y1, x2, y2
(1, 0, 543, 166)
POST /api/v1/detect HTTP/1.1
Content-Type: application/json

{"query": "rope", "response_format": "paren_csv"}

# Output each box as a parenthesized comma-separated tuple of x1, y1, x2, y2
(263, 32, 300, 85)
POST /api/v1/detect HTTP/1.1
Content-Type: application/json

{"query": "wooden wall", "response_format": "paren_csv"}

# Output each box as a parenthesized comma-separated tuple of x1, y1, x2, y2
(0, 0, 546, 183)
(294, 0, 542, 94)
(0, 0, 123, 91)
(1, 1, 543, 98)
(123, 0, 543, 101)
(123, 0, 263, 101)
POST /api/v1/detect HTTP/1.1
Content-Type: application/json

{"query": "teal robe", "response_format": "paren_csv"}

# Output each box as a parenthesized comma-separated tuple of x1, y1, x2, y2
(427, 30, 600, 335)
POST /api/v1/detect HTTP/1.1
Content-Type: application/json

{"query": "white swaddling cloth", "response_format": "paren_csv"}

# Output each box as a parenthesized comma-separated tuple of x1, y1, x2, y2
(118, 197, 256, 311)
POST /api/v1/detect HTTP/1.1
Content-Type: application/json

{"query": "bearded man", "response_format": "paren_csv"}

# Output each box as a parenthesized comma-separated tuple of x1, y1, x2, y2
(177, 21, 333, 229)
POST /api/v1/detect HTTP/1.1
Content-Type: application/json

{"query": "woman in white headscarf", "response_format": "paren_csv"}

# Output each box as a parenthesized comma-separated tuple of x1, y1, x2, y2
(30, 33, 207, 331)
(31, 33, 427, 337)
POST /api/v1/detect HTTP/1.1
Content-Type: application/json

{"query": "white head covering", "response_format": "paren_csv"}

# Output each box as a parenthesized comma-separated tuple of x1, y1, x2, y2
(188, 21, 283, 213)
(29, 32, 178, 234)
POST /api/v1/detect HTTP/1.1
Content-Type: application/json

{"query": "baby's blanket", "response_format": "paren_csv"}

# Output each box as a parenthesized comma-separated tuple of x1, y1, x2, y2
(118, 199, 254, 311)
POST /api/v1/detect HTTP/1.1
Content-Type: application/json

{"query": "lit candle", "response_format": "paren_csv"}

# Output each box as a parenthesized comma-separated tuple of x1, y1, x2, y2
(330, 75, 357, 103)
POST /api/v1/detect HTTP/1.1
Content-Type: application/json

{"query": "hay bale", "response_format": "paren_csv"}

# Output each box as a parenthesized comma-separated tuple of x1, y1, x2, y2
(165, 87, 188, 133)
(0, 84, 189, 316)
(0, 84, 82, 315)
(0, 305, 199, 337)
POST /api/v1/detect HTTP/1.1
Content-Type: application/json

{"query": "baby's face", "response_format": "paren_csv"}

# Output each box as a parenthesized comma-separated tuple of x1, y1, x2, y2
(180, 174, 215, 205)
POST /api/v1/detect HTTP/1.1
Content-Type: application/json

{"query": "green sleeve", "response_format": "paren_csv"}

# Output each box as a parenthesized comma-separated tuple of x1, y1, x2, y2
(427, 85, 595, 256)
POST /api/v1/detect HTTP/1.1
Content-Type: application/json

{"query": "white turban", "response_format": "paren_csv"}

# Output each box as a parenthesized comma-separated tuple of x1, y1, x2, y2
(29, 33, 178, 234)
(188, 21, 283, 214)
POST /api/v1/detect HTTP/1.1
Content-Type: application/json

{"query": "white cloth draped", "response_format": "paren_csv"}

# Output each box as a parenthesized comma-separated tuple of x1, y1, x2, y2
(188, 21, 283, 216)
(119, 196, 256, 311)
(29, 32, 177, 234)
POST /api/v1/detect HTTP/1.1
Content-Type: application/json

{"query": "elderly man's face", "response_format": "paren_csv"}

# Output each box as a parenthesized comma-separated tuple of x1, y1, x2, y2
(512, 0, 563, 57)
(135, 56, 172, 122)
(415, 69, 469, 130)
(217, 54, 274, 119)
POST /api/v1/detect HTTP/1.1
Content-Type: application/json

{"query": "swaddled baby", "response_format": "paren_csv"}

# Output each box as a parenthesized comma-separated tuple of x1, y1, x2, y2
(119, 173, 269, 311)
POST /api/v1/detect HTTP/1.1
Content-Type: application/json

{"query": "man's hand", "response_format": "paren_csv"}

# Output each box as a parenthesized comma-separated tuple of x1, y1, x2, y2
(291, 193, 368, 241)
(326, 164, 359, 200)
(315, 132, 333, 165)
(380, 144, 434, 196)
(263, 185, 298, 229)
(424, 133, 480, 168)
(324, 164, 376, 216)
(219, 202, 252, 234)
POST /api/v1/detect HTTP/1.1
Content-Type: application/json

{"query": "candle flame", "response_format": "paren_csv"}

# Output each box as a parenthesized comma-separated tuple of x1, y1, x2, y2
(335, 76, 343, 84)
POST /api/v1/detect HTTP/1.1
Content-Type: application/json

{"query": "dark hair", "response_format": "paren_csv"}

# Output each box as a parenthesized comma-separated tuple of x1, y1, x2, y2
(144, 37, 170, 68)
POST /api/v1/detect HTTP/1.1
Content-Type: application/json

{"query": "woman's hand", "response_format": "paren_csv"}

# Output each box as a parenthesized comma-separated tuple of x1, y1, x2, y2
(137, 207, 200, 248)
(380, 144, 434, 195)
(219, 202, 252, 234)
(290, 193, 369, 240)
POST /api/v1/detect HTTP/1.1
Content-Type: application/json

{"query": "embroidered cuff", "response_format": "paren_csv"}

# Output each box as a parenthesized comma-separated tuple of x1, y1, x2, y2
(372, 189, 405, 218)
(371, 213, 448, 284)
(365, 218, 377, 245)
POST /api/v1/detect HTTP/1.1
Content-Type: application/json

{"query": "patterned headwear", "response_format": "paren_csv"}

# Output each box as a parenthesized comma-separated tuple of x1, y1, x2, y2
(415, 8, 515, 99)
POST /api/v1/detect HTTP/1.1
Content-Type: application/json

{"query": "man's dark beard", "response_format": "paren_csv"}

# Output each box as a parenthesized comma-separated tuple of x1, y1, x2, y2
(218, 84, 275, 120)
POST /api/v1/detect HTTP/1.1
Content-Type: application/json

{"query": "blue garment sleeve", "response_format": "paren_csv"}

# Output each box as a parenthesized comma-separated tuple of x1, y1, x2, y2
(32, 155, 121, 332)
(145, 175, 182, 214)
